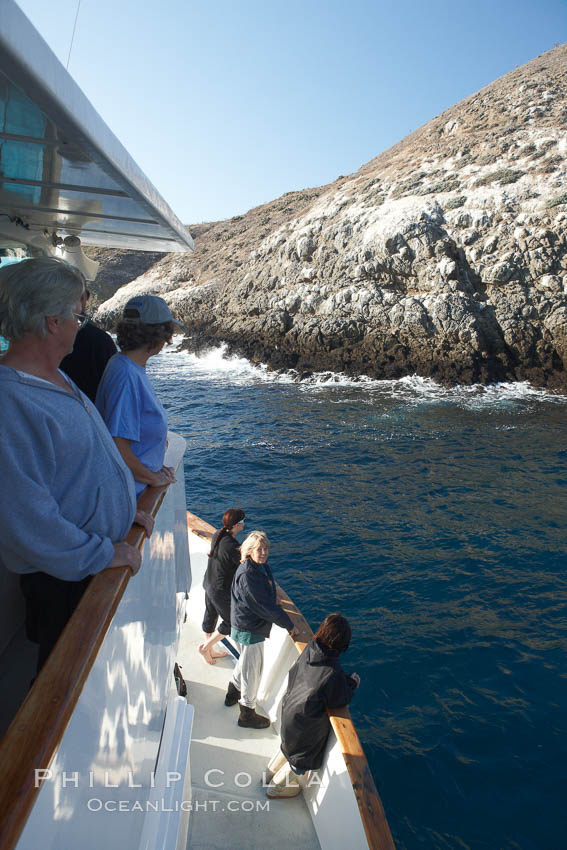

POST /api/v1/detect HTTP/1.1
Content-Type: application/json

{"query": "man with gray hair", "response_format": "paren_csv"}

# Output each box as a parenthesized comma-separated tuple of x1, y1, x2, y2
(0, 256, 149, 672)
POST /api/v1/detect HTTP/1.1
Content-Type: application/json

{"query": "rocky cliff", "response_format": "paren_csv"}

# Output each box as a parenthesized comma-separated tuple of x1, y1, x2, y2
(96, 45, 567, 388)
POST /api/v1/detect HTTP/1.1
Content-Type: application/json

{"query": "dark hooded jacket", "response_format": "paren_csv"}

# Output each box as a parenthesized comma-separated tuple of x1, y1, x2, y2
(280, 638, 357, 771)
(231, 558, 293, 638)
(202, 531, 242, 632)
(204, 531, 241, 595)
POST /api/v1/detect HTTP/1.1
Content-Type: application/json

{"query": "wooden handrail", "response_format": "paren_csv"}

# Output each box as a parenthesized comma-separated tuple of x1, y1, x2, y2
(186, 513, 396, 850)
(328, 710, 395, 850)
(186, 510, 217, 540)
(0, 482, 171, 850)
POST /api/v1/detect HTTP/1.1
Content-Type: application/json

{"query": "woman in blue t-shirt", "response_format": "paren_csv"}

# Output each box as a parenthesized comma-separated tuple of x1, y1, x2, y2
(96, 295, 181, 496)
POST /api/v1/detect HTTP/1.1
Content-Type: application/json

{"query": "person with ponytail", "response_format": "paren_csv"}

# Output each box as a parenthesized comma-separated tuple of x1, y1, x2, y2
(199, 508, 246, 664)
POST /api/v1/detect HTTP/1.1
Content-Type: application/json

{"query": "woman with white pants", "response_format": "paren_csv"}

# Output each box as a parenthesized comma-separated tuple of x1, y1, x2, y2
(227, 531, 299, 728)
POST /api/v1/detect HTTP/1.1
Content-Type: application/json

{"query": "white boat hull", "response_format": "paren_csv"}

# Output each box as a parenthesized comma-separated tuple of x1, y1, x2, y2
(14, 434, 191, 850)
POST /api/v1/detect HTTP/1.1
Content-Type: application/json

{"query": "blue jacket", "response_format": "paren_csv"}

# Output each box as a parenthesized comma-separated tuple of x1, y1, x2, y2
(231, 558, 293, 638)
(0, 366, 136, 581)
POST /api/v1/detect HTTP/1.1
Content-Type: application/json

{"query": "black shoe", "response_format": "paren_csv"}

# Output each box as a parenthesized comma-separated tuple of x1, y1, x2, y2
(224, 682, 241, 707)
(238, 705, 270, 729)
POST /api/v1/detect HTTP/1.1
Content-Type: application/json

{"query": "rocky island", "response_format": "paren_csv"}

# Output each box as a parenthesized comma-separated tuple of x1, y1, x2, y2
(95, 45, 567, 388)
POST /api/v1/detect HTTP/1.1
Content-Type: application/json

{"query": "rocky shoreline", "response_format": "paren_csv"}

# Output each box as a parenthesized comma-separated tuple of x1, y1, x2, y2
(95, 45, 567, 390)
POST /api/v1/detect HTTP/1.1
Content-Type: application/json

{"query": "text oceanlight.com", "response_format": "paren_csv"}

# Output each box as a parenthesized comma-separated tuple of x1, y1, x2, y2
(86, 799, 269, 813)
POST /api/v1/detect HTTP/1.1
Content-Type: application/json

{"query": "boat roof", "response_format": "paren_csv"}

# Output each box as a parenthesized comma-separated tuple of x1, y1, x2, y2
(0, 0, 193, 253)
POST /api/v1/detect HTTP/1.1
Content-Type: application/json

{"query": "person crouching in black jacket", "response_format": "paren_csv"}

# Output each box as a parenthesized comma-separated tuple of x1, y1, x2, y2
(265, 613, 360, 798)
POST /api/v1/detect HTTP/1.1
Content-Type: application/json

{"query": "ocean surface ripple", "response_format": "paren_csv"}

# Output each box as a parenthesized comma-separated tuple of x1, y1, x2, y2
(150, 341, 567, 850)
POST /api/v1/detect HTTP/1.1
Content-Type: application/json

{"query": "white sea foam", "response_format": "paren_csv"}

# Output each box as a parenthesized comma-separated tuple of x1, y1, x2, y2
(381, 375, 567, 408)
(150, 341, 567, 406)
(152, 340, 293, 385)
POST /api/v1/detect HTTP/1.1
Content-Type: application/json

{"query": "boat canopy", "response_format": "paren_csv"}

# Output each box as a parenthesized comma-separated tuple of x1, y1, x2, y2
(0, 0, 193, 254)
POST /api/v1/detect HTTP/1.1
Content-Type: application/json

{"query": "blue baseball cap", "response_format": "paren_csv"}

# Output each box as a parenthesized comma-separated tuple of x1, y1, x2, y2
(123, 295, 183, 326)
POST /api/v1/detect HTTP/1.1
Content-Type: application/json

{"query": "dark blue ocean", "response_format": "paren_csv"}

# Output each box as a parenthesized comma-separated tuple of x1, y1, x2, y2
(150, 342, 567, 850)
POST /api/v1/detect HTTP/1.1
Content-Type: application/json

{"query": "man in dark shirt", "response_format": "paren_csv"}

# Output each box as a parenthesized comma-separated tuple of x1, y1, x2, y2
(60, 291, 117, 402)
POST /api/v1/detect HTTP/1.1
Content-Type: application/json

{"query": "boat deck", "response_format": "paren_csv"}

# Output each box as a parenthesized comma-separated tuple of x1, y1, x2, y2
(177, 531, 320, 850)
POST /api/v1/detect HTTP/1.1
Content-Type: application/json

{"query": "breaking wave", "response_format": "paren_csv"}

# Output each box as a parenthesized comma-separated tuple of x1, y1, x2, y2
(150, 340, 567, 409)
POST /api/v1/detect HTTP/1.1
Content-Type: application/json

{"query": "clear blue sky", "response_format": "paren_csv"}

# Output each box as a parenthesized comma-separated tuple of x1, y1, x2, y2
(15, 0, 567, 224)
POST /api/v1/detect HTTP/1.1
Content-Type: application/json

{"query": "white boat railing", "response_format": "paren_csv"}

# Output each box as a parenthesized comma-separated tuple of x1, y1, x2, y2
(0, 436, 187, 850)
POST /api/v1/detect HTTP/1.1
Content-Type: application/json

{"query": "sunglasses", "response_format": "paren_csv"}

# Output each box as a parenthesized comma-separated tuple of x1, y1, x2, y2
(73, 312, 91, 329)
